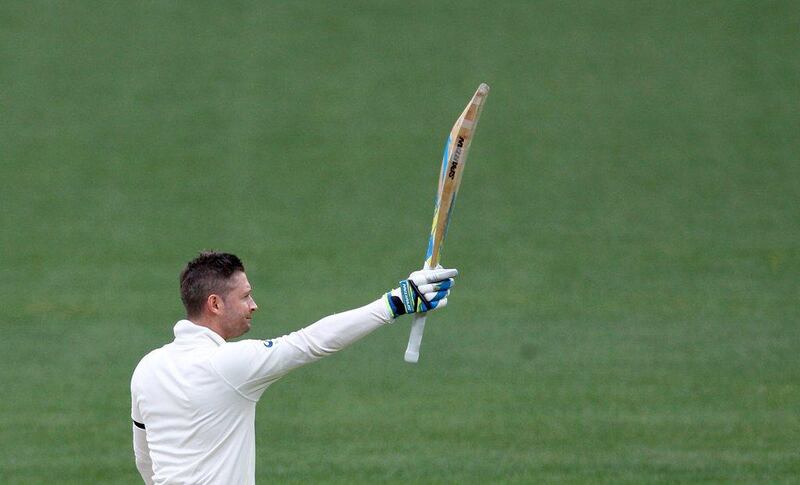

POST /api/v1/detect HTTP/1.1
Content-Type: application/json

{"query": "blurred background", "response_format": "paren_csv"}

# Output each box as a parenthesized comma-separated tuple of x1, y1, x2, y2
(1, 1, 798, 482)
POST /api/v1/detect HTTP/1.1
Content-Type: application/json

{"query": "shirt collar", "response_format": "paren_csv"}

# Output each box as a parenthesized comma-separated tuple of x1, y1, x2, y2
(173, 320, 227, 347)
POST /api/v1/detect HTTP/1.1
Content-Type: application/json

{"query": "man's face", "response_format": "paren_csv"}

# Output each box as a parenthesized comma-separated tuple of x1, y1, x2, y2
(219, 271, 258, 339)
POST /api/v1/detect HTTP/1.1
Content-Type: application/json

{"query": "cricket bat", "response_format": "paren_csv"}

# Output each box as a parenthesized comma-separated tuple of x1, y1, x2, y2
(404, 83, 490, 363)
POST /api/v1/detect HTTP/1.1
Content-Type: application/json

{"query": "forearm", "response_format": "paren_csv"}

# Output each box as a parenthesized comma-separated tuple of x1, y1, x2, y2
(284, 298, 395, 357)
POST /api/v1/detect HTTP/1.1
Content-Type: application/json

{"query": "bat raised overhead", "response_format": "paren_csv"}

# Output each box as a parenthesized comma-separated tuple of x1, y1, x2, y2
(404, 83, 490, 363)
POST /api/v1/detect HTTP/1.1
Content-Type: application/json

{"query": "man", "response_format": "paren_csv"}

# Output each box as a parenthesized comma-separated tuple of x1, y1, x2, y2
(131, 251, 457, 485)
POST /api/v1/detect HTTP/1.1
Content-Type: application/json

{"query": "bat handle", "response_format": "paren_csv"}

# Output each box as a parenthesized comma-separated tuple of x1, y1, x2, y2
(404, 259, 435, 363)
(404, 313, 427, 363)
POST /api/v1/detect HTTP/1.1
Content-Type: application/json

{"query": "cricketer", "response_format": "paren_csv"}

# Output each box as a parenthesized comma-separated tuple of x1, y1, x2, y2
(130, 251, 457, 484)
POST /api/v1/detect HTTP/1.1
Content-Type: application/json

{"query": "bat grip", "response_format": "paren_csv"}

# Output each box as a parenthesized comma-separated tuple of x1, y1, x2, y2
(404, 313, 427, 363)
(404, 259, 435, 363)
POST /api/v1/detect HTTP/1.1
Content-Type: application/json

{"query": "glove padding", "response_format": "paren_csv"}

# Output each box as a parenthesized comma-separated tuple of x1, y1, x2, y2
(385, 267, 458, 318)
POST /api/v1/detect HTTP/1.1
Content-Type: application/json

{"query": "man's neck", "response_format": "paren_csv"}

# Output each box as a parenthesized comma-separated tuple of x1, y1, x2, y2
(189, 316, 228, 341)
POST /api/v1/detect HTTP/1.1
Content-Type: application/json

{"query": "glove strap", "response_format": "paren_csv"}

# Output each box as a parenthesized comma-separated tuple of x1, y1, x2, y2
(407, 279, 432, 312)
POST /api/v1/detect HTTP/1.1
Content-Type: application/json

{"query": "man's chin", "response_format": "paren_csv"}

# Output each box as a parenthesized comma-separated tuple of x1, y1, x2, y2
(230, 321, 251, 339)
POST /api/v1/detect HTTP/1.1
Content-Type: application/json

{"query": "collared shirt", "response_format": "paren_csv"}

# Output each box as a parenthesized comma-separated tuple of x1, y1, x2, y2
(131, 298, 393, 485)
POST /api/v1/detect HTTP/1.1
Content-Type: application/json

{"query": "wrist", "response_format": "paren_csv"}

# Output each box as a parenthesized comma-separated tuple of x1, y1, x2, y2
(385, 292, 406, 318)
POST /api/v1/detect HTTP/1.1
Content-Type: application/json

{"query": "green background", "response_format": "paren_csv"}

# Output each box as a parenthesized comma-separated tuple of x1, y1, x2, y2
(1, 1, 798, 483)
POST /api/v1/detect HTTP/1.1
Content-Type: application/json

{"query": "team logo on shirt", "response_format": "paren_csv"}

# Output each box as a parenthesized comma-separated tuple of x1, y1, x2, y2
(263, 340, 274, 348)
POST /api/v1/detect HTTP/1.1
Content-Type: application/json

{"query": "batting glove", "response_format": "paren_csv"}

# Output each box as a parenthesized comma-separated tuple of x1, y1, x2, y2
(385, 267, 457, 318)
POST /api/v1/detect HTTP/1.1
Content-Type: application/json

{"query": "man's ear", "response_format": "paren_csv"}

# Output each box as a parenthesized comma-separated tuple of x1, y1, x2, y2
(206, 294, 224, 315)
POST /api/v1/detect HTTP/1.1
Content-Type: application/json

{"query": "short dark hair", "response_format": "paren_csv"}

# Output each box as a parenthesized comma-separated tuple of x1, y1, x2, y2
(180, 251, 245, 318)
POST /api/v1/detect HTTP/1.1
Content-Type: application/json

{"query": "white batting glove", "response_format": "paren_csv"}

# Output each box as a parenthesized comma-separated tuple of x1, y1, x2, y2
(385, 267, 458, 318)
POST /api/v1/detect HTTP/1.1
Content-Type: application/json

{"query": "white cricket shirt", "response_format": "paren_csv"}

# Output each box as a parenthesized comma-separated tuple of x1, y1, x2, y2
(131, 298, 393, 485)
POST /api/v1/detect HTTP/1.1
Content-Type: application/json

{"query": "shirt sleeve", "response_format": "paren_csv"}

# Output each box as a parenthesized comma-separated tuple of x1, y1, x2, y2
(211, 297, 394, 401)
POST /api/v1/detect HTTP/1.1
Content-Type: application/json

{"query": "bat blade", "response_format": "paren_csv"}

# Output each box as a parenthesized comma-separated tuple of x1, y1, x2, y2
(404, 83, 490, 363)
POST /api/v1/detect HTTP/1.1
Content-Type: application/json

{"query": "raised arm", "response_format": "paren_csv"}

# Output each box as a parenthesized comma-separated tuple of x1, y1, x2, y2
(211, 268, 457, 401)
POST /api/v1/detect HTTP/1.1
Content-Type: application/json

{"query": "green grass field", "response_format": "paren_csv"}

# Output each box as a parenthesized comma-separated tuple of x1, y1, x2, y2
(1, 1, 798, 483)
